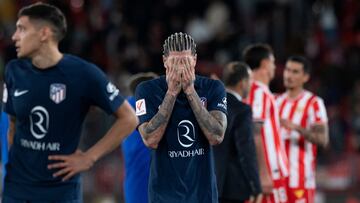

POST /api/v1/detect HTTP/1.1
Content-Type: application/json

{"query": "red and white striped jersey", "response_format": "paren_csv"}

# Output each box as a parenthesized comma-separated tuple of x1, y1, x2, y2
(246, 81, 289, 181)
(275, 90, 328, 189)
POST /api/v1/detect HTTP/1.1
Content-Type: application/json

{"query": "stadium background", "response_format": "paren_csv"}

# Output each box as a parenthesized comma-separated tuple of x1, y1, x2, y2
(0, 0, 359, 202)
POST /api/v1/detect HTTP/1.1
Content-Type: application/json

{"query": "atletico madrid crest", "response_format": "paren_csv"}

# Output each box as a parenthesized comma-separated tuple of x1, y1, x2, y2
(200, 97, 207, 107)
(50, 83, 66, 104)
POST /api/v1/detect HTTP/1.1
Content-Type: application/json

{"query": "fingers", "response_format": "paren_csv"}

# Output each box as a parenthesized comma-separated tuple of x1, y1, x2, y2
(48, 154, 74, 181)
(48, 161, 68, 169)
(255, 194, 263, 203)
(48, 155, 67, 161)
(52, 165, 78, 181)
(181, 57, 194, 83)
(53, 167, 71, 178)
(167, 57, 181, 84)
(62, 171, 77, 181)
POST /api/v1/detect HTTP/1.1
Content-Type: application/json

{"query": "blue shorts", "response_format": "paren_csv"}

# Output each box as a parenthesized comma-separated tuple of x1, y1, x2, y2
(2, 196, 81, 203)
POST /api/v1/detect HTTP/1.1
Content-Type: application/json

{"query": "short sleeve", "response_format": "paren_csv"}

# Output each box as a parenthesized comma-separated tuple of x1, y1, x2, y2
(86, 64, 124, 114)
(135, 81, 158, 125)
(2, 63, 15, 116)
(250, 88, 266, 122)
(207, 80, 227, 114)
(309, 97, 328, 124)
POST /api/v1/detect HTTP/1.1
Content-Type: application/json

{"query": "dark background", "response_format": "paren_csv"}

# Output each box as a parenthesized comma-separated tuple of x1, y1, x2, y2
(0, 0, 359, 202)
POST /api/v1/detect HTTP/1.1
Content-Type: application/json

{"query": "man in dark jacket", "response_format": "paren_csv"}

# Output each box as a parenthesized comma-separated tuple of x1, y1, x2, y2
(214, 62, 262, 203)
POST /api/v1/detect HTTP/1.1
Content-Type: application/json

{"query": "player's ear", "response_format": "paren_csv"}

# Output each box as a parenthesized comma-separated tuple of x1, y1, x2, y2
(303, 73, 310, 83)
(39, 26, 52, 42)
(259, 58, 267, 70)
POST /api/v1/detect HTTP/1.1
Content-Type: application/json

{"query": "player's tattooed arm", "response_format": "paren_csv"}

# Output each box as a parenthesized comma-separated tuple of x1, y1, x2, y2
(180, 57, 226, 145)
(139, 92, 177, 149)
(139, 57, 181, 149)
(8, 116, 16, 147)
(185, 91, 227, 145)
(298, 123, 329, 148)
(281, 119, 329, 147)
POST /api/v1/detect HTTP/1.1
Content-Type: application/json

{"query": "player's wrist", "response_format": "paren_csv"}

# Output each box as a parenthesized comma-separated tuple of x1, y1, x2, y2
(183, 85, 195, 95)
(295, 126, 304, 134)
(166, 90, 178, 97)
(83, 151, 97, 165)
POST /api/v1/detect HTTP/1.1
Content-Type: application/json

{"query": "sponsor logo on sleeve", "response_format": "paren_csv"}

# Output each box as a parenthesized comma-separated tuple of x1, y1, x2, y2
(2, 84, 8, 103)
(106, 82, 119, 101)
(217, 96, 227, 110)
(136, 99, 146, 116)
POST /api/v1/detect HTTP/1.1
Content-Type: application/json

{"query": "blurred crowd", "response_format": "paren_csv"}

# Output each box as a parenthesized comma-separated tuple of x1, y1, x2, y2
(0, 0, 359, 202)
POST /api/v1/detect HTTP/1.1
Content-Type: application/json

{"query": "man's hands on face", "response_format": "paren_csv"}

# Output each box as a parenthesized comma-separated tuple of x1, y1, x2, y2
(181, 57, 196, 94)
(165, 57, 182, 96)
(165, 56, 195, 96)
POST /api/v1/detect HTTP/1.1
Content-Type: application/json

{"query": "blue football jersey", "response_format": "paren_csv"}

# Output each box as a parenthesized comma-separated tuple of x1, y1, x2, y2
(135, 75, 227, 203)
(122, 96, 150, 203)
(2, 54, 124, 201)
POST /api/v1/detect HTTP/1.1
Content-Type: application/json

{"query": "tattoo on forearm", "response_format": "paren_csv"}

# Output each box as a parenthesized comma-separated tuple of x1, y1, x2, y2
(143, 92, 176, 137)
(186, 92, 226, 143)
(312, 125, 324, 134)
(301, 124, 328, 147)
(144, 113, 167, 135)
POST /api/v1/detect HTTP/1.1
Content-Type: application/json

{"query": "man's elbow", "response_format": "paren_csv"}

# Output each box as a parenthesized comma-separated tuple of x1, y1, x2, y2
(320, 135, 329, 148)
(209, 134, 224, 146)
(141, 137, 159, 149)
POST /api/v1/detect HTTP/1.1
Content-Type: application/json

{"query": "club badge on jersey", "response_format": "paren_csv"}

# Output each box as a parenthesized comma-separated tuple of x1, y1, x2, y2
(49, 83, 66, 104)
(200, 97, 207, 108)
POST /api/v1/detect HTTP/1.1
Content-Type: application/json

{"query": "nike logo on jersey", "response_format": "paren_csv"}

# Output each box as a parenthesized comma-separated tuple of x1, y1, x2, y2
(14, 89, 29, 97)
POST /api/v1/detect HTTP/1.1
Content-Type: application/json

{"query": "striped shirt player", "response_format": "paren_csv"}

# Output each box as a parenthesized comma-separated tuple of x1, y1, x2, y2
(276, 56, 329, 203)
(276, 91, 327, 201)
(243, 43, 289, 203)
(247, 81, 289, 203)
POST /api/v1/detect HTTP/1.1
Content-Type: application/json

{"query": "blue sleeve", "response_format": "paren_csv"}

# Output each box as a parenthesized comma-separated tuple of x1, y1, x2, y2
(127, 96, 136, 109)
(3, 63, 15, 116)
(207, 80, 227, 115)
(86, 63, 125, 114)
(134, 82, 157, 125)
(0, 111, 9, 179)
